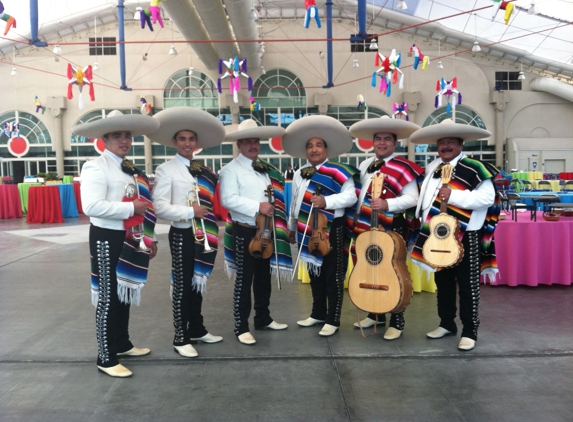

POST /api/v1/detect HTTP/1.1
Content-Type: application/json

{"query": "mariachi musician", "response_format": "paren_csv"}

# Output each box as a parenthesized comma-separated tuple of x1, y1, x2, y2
(410, 119, 499, 352)
(219, 119, 292, 346)
(150, 107, 225, 358)
(348, 116, 424, 340)
(74, 110, 159, 378)
(284, 115, 358, 337)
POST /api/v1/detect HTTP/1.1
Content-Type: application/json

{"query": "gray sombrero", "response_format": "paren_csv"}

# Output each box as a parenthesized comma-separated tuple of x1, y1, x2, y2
(349, 116, 420, 141)
(282, 115, 352, 159)
(146, 107, 225, 149)
(225, 119, 285, 141)
(409, 119, 491, 144)
(71, 110, 159, 138)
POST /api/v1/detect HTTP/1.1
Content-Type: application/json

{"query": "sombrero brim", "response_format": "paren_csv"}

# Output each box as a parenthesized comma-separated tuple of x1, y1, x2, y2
(408, 121, 491, 144)
(225, 125, 285, 141)
(146, 107, 225, 149)
(349, 116, 420, 141)
(71, 114, 159, 138)
(282, 115, 353, 159)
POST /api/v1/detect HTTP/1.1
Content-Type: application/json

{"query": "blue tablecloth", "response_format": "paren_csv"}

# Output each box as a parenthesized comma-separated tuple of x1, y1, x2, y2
(517, 192, 573, 210)
(57, 184, 79, 218)
(284, 181, 292, 219)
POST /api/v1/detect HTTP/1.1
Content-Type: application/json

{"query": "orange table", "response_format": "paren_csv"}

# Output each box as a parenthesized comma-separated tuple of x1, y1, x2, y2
(0, 184, 23, 219)
(26, 185, 64, 224)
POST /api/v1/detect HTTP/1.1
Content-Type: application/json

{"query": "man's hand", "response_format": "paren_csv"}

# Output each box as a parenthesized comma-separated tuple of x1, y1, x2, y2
(310, 195, 326, 209)
(370, 197, 388, 211)
(288, 230, 297, 244)
(149, 242, 158, 260)
(259, 202, 274, 217)
(438, 187, 451, 203)
(193, 204, 209, 219)
(133, 199, 148, 216)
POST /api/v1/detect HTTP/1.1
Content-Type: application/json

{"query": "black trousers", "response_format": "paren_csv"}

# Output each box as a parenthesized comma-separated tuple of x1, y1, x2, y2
(434, 230, 482, 341)
(367, 214, 407, 330)
(309, 217, 346, 327)
(169, 227, 208, 346)
(232, 223, 273, 336)
(89, 225, 134, 368)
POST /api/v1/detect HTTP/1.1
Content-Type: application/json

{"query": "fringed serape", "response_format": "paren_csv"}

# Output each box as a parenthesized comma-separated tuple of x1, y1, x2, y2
(411, 157, 500, 281)
(296, 162, 358, 273)
(224, 160, 292, 283)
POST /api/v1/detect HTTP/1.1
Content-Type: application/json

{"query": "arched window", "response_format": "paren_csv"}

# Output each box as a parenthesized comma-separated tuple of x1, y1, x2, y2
(164, 69, 219, 109)
(0, 111, 51, 148)
(252, 69, 306, 107)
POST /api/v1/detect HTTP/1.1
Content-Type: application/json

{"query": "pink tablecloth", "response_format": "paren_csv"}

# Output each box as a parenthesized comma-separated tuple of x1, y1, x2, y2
(0, 184, 23, 219)
(493, 212, 573, 286)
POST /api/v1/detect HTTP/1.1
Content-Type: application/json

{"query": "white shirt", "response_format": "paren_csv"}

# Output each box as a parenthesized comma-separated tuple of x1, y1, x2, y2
(357, 154, 419, 214)
(416, 153, 495, 231)
(288, 160, 357, 232)
(219, 153, 272, 226)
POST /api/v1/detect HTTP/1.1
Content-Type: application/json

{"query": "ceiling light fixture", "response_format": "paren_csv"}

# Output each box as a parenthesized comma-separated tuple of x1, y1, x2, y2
(437, 60, 444, 69)
(437, 39, 443, 69)
(10, 45, 16, 76)
(10, 67, 16, 76)
(528, 1, 538, 15)
(93, 16, 99, 71)
(189, 67, 194, 75)
(518, 63, 526, 80)
(134, 7, 142, 20)
(169, 44, 177, 55)
(251, 6, 259, 21)
(261, 66, 266, 74)
(53, 44, 62, 54)
(353, 59, 359, 68)
(369, 39, 378, 50)
(93, 62, 99, 71)
(396, 1, 407, 10)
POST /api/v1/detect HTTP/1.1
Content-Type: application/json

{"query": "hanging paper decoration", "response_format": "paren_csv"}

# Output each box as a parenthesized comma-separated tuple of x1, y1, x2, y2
(371, 49, 404, 97)
(0, 1, 16, 36)
(140, 96, 153, 115)
(2, 121, 19, 139)
(392, 103, 408, 120)
(217, 57, 253, 104)
(357, 94, 366, 110)
(34, 96, 46, 114)
(409, 44, 430, 70)
(249, 96, 260, 112)
(435, 77, 462, 114)
(67, 64, 95, 110)
(140, 7, 154, 31)
(304, 0, 321, 29)
(148, 0, 165, 28)
(491, 0, 514, 25)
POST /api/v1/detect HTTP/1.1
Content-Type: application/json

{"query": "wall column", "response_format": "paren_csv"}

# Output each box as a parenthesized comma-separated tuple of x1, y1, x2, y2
(144, 136, 153, 175)
(489, 91, 510, 170)
(47, 96, 67, 177)
(402, 91, 422, 162)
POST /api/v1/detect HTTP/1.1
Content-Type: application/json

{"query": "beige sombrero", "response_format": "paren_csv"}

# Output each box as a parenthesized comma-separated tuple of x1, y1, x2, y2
(282, 115, 353, 159)
(409, 119, 491, 144)
(225, 119, 285, 141)
(349, 116, 420, 141)
(146, 107, 225, 149)
(71, 110, 159, 138)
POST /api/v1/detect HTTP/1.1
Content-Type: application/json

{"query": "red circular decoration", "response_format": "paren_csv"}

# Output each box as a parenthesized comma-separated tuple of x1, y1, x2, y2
(94, 138, 106, 154)
(356, 138, 373, 152)
(8, 137, 29, 157)
(269, 136, 283, 153)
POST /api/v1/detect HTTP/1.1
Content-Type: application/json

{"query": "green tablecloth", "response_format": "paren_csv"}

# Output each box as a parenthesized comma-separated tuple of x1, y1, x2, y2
(62, 176, 74, 184)
(511, 171, 543, 180)
(17, 183, 42, 213)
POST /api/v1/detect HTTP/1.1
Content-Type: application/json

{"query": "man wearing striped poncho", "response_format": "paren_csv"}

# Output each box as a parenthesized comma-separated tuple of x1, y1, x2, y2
(410, 119, 500, 352)
(150, 107, 226, 359)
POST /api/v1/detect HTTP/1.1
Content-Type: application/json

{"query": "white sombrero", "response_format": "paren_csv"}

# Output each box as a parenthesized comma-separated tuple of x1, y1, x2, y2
(282, 115, 352, 159)
(349, 116, 420, 141)
(146, 107, 225, 149)
(224, 119, 285, 141)
(409, 119, 491, 144)
(71, 110, 159, 138)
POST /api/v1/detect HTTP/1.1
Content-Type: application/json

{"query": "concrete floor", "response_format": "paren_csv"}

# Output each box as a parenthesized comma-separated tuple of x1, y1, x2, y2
(2, 215, 573, 421)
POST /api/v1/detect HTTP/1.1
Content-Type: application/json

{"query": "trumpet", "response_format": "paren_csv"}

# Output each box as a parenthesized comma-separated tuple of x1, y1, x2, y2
(125, 180, 151, 253)
(187, 184, 214, 253)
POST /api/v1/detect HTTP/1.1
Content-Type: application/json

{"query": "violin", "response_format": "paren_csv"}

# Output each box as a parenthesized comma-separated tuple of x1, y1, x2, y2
(308, 185, 331, 257)
(249, 185, 274, 259)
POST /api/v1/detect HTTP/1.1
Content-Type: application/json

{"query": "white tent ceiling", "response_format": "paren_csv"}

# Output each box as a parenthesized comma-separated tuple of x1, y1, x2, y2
(0, 0, 571, 81)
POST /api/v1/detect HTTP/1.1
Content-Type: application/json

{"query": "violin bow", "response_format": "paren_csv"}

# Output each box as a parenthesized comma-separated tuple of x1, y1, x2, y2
(271, 211, 281, 290)
(290, 201, 314, 282)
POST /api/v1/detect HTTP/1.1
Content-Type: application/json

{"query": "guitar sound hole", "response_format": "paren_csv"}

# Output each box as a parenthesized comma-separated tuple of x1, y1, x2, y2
(434, 223, 450, 239)
(365, 245, 383, 266)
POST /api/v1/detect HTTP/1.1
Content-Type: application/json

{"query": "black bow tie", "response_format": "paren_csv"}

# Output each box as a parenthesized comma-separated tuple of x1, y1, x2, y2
(301, 166, 317, 180)
(252, 160, 269, 174)
(367, 159, 385, 174)
(187, 160, 203, 177)
(433, 163, 446, 179)
(121, 159, 142, 176)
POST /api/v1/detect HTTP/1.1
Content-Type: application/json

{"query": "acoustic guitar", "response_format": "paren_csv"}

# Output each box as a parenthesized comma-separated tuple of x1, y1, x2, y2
(348, 173, 413, 314)
(422, 164, 464, 268)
